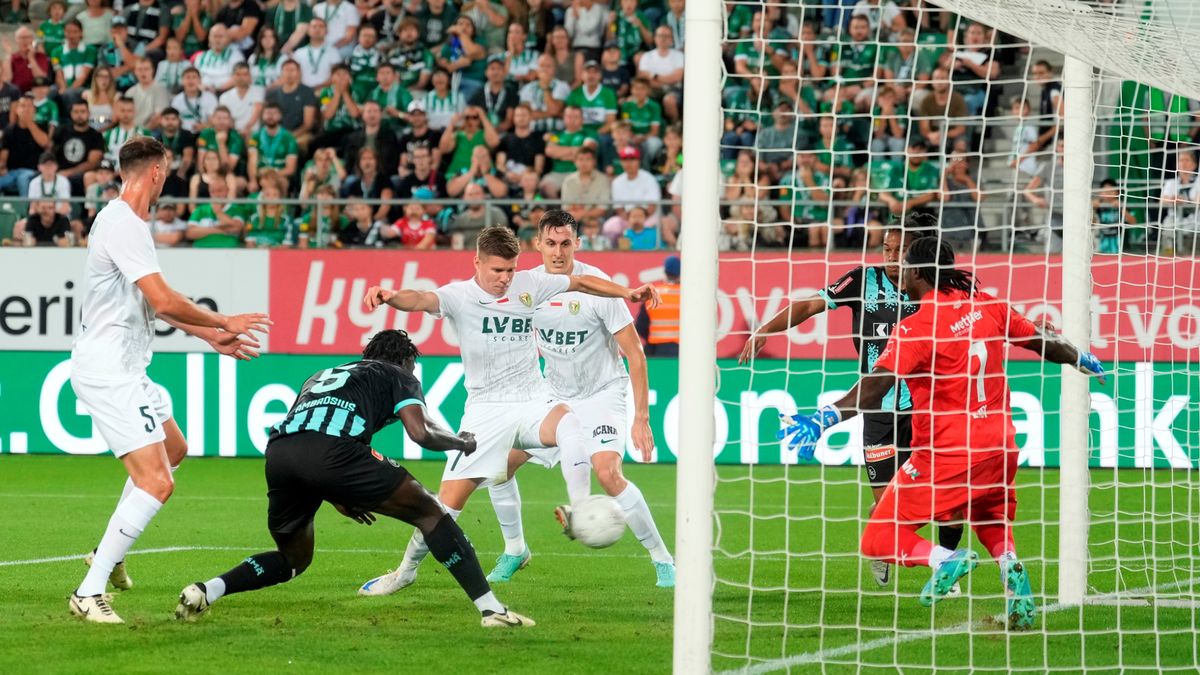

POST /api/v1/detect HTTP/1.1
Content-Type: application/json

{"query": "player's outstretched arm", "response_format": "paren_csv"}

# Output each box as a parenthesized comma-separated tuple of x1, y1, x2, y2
(398, 405, 477, 454)
(778, 367, 896, 460)
(738, 297, 828, 364)
(160, 316, 262, 361)
(137, 273, 272, 337)
(568, 275, 661, 308)
(363, 286, 441, 314)
(614, 324, 654, 461)
(1016, 331, 1107, 384)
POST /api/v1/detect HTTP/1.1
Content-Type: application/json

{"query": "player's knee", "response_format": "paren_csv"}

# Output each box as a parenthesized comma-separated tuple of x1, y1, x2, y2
(136, 474, 175, 502)
(285, 551, 313, 576)
(594, 459, 626, 495)
(860, 523, 885, 558)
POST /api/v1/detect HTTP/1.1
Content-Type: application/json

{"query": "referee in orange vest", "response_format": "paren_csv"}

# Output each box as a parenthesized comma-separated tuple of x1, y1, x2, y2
(635, 255, 681, 357)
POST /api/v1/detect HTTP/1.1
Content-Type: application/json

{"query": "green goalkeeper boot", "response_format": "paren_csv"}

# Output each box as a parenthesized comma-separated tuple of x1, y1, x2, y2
(1004, 558, 1037, 630)
(919, 550, 978, 607)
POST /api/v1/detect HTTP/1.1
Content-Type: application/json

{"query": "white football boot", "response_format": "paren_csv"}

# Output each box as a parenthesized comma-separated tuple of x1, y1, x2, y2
(69, 592, 123, 624)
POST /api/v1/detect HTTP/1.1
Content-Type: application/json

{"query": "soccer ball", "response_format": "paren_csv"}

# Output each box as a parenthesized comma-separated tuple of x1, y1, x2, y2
(568, 495, 627, 548)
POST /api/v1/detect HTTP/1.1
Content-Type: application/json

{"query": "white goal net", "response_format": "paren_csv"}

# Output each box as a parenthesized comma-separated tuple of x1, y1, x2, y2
(675, 0, 1200, 672)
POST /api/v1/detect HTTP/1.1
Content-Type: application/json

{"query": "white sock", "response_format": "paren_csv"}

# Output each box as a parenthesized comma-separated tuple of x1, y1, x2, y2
(614, 482, 673, 564)
(77, 488, 163, 596)
(928, 545, 955, 569)
(556, 413, 591, 504)
(400, 503, 462, 571)
(473, 591, 506, 615)
(117, 477, 136, 507)
(204, 577, 226, 603)
(488, 479, 526, 556)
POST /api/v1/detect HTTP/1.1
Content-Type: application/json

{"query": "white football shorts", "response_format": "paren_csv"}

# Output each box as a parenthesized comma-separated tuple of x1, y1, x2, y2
(525, 383, 628, 469)
(443, 397, 557, 486)
(70, 371, 172, 457)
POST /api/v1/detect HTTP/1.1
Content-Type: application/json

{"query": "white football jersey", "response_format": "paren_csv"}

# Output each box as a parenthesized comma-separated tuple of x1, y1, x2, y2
(432, 270, 571, 404)
(532, 260, 633, 400)
(71, 199, 161, 378)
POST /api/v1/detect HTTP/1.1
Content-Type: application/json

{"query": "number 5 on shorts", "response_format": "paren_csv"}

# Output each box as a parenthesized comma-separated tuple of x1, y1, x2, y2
(139, 405, 157, 433)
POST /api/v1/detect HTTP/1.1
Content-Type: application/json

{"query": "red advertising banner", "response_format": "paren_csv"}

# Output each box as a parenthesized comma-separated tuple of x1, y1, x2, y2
(268, 249, 1200, 361)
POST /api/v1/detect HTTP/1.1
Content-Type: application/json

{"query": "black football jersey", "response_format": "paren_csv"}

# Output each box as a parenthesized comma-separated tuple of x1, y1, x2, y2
(818, 265, 916, 411)
(269, 360, 425, 445)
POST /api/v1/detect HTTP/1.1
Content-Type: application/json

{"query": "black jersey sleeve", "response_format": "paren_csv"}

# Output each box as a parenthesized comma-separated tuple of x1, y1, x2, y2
(391, 369, 427, 414)
(818, 266, 864, 310)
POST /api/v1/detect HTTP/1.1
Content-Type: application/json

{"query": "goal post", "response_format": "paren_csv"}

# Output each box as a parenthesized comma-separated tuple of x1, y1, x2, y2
(674, 0, 722, 672)
(1057, 53, 1094, 606)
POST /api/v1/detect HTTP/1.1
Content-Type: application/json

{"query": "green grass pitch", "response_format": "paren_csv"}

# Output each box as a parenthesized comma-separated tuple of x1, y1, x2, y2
(1, 456, 1196, 674)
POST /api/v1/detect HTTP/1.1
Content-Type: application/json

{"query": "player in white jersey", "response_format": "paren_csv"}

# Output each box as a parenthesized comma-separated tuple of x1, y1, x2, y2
(490, 210, 676, 587)
(355, 227, 659, 596)
(68, 136, 270, 624)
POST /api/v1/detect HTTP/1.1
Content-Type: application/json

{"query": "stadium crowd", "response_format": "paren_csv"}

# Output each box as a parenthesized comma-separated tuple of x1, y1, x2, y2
(0, 0, 1196, 255)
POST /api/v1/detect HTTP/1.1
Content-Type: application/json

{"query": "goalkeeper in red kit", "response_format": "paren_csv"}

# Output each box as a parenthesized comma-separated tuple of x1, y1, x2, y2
(780, 237, 1106, 630)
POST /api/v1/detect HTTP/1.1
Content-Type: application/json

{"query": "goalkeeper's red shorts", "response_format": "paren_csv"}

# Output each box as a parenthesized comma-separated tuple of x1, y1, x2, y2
(872, 450, 1019, 526)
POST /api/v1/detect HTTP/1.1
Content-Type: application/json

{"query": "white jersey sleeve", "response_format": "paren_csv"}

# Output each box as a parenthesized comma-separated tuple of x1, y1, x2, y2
(432, 283, 464, 320)
(108, 214, 162, 284)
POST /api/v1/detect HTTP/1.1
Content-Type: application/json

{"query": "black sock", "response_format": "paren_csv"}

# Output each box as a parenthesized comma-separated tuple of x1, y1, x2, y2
(217, 551, 295, 597)
(423, 515, 490, 601)
(938, 524, 965, 550)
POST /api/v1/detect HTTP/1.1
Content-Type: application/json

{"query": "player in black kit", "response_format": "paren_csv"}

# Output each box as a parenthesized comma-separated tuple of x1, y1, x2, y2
(739, 215, 964, 586)
(174, 330, 535, 628)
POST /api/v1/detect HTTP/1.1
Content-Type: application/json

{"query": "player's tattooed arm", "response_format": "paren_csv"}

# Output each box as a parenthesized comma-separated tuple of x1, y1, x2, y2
(738, 297, 829, 365)
(614, 324, 654, 461)
(363, 286, 441, 314)
(137, 273, 272, 337)
(398, 404, 477, 454)
(568, 275, 662, 307)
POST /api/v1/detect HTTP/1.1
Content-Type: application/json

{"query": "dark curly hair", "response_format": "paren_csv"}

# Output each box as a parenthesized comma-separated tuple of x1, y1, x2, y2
(885, 211, 938, 242)
(362, 329, 421, 368)
(905, 235, 978, 295)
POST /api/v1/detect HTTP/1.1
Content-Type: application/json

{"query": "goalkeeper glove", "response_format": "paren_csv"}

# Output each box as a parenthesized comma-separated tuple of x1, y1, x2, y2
(1076, 351, 1107, 384)
(777, 405, 842, 461)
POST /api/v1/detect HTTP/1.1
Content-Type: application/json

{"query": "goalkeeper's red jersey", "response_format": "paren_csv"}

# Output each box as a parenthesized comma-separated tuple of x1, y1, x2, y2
(876, 288, 1039, 471)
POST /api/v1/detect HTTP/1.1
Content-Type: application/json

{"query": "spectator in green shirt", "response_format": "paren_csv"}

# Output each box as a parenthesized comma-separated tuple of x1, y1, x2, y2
(244, 169, 296, 247)
(196, 105, 245, 178)
(613, 0, 652, 61)
(881, 138, 942, 216)
(38, 0, 67, 60)
(540, 105, 598, 199)
(438, 104, 499, 179)
(620, 76, 663, 166)
(186, 171, 247, 247)
(828, 14, 877, 106)
(566, 60, 618, 136)
(247, 102, 300, 192)
(314, 64, 362, 155)
(53, 19, 96, 95)
(779, 151, 832, 249)
(435, 16, 487, 101)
